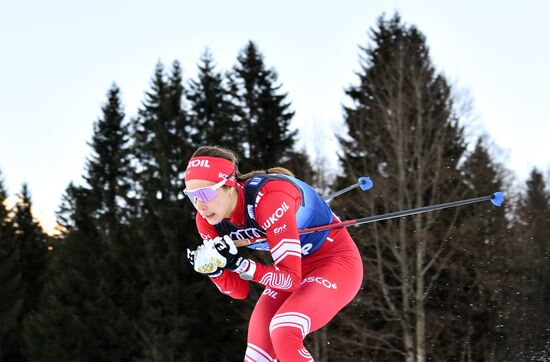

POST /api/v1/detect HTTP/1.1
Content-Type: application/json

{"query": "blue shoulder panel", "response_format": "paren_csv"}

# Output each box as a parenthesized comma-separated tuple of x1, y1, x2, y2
(243, 174, 333, 255)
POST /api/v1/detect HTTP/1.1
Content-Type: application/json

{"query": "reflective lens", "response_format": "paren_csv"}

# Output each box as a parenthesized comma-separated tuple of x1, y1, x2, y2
(183, 178, 227, 204)
(186, 188, 217, 203)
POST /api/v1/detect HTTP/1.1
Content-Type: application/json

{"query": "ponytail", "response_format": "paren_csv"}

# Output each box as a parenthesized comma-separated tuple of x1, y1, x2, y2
(237, 167, 294, 182)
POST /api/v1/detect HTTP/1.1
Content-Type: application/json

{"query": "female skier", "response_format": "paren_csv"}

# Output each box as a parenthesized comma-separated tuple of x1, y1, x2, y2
(185, 145, 363, 362)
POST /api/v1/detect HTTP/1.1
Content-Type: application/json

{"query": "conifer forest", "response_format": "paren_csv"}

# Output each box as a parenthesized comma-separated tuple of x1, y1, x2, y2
(1, 14, 549, 362)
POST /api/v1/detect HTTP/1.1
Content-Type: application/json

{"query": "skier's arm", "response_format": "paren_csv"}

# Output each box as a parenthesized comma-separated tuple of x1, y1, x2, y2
(250, 188, 303, 292)
(205, 186, 303, 292)
(195, 216, 250, 299)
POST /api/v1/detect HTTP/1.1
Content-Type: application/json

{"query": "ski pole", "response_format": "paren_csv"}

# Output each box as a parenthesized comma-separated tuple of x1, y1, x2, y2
(323, 176, 373, 202)
(235, 192, 504, 247)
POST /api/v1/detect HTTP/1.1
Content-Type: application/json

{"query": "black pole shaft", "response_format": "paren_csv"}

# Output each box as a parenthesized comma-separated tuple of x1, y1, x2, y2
(352, 194, 493, 226)
(237, 194, 497, 246)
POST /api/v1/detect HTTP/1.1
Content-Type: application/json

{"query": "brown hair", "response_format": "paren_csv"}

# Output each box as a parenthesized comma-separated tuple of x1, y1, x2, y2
(190, 145, 294, 182)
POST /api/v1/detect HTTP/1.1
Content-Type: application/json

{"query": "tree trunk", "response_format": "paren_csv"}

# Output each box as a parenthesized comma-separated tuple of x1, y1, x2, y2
(404, 327, 415, 362)
(415, 239, 426, 362)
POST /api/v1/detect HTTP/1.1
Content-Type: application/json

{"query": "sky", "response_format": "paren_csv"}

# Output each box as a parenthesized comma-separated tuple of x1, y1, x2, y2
(1, 0, 549, 234)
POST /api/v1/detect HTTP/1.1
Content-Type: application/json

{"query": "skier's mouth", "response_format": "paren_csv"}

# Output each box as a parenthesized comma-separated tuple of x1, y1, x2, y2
(204, 212, 216, 219)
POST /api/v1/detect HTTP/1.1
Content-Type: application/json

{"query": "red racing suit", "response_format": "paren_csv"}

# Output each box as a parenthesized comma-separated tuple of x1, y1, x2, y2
(196, 176, 363, 362)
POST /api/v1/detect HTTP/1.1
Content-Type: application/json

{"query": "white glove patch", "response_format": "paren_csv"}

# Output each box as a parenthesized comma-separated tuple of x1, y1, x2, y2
(193, 244, 218, 274)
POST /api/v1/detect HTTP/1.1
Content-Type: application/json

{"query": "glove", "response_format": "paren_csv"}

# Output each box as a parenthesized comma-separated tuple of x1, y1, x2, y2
(208, 235, 256, 280)
(187, 245, 223, 278)
(206, 235, 239, 269)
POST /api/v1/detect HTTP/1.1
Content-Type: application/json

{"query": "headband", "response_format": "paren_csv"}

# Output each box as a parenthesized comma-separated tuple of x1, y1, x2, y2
(184, 156, 237, 187)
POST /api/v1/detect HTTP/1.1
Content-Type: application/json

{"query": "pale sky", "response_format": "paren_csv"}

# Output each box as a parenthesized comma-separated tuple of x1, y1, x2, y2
(1, 0, 549, 233)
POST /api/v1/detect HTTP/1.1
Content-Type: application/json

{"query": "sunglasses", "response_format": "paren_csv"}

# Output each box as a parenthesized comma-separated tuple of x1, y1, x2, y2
(183, 178, 228, 204)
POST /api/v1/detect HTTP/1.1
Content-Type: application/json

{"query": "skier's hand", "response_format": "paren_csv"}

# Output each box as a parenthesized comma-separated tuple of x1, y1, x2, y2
(206, 235, 240, 270)
(187, 245, 223, 277)
(208, 236, 256, 280)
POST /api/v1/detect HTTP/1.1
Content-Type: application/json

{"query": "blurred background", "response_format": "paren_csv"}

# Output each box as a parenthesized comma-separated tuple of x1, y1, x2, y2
(1, 1, 549, 361)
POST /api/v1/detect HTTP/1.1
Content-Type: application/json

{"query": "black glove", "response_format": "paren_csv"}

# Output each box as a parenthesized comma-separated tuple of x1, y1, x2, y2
(210, 235, 256, 280)
(210, 235, 241, 270)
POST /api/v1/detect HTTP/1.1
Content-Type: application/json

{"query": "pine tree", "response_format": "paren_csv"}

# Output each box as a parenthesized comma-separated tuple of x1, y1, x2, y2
(187, 49, 245, 155)
(0, 171, 23, 362)
(12, 185, 48, 316)
(331, 13, 473, 361)
(131, 61, 190, 203)
(510, 168, 550, 357)
(130, 61, 196, 361)
(23, 184, 107, 362)
(24, 86, 141, 360)
(3, 184, 48, 362)
(436, 138, 509, 359)
(84, 84, 133, 234)
(230, 41, 301, 173)
(83, 84, 142, 359)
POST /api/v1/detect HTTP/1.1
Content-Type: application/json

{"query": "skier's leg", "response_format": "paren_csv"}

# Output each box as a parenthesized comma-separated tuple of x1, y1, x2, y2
(269, 229, 363, 361)
(245, 288, 291, 362)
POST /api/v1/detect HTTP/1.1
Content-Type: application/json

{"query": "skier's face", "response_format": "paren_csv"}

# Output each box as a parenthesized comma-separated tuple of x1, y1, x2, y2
(185, 179, 236, 225)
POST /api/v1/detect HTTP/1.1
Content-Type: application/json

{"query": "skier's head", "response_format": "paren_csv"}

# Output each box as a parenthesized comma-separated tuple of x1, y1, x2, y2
(183, 145, 295, 225)
(184, 146, 239, 225)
